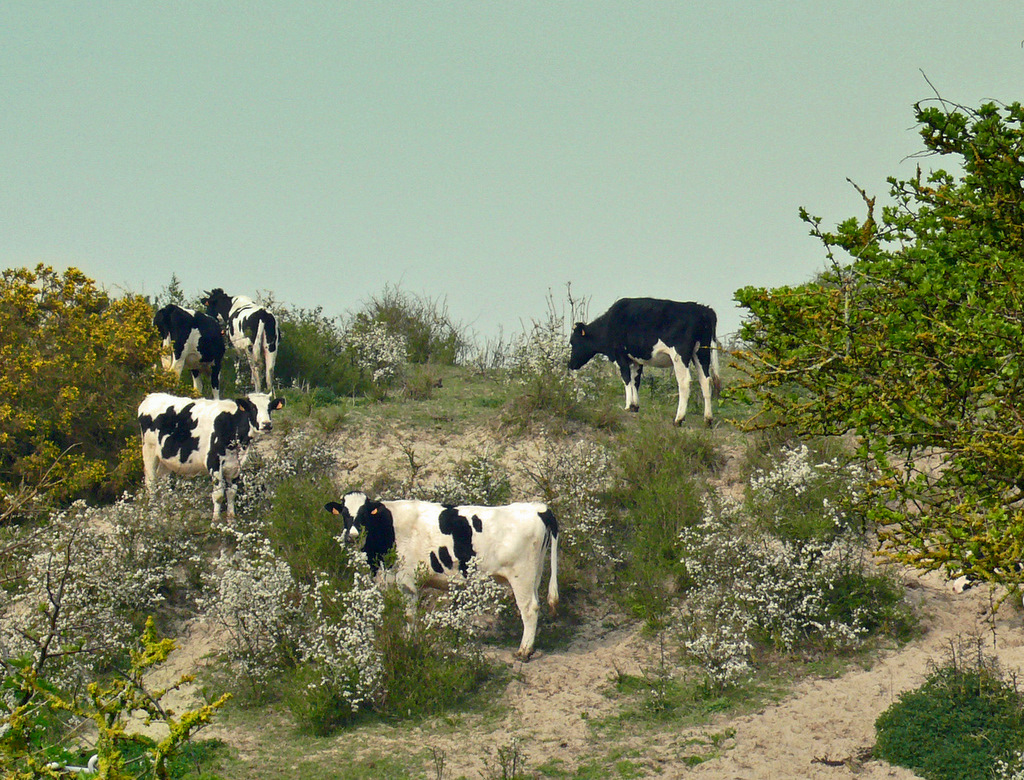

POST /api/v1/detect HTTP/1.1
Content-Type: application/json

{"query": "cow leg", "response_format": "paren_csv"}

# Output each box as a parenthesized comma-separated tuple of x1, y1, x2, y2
(248, 351, 263, 393)
(210, 361, 221, 401)
(211, 474, 226, 520)
(618, 360, 641, 412)
(508, 575, 541, 661)
(671, 353, 692, 426)
(142, 444, 160, 490)
(190, 369, 203, 395)
(692, 344, 714, 425)
(264, 345, 277, 392)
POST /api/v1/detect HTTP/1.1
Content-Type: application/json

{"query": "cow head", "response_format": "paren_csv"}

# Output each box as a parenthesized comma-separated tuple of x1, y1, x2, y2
(202, 288, 232, 321)
(325, 491, 387, 542)
(568, 322, 598, 370)
(243, 393, 285, 432)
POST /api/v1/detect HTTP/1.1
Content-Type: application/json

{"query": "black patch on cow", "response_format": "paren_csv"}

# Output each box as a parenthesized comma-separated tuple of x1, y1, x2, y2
(140, 403, 201, 464)
(538, 508, 559, 539)
(207, 407, 246, 474)
(438, 506, 475, 574)
(472, 515, 483, 533)
(429, 551, 444, 574)
(437, 546, 454, 570)
(357, 500, 397, 575)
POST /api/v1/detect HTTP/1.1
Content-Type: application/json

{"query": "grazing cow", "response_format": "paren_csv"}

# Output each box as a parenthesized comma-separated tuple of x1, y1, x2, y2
(153, 304, 226, 399)
(203, 288, 280, 393)
(138, 392, 285, 519)
(568, 297, 721, 426)
(324, 492, 559, 660)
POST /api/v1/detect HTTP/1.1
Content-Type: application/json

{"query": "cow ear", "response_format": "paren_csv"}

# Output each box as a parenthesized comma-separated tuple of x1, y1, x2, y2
(324, 502, 342, 515)
(272, 398, 285, 410)
(371, 507, 378, 515)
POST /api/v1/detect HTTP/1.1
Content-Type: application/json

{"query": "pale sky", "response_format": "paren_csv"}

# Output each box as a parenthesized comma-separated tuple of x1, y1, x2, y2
(3, 3, 1022, 341)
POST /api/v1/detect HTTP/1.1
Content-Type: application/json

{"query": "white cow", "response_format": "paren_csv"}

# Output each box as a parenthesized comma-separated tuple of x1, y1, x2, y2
(138, 392, 284, 519)
(203, 288, 279, 393)
(325, 492, 559, 660)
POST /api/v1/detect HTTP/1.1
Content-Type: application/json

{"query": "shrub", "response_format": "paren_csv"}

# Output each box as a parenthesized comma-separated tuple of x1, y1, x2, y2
(1, 488, 210, 692)
(503, 292, 605, 427)
(611, 425, 719, 622)
(677, 497, 910, 688)
(875, 639, 1024, 780)
(0, 265, 174, 507)
(344, 314, 408, 399)
(275, 305, 366, 396)
(747, 443, 868, 544)
(429, 452, 513, 506)
(359, 283, 468, 365)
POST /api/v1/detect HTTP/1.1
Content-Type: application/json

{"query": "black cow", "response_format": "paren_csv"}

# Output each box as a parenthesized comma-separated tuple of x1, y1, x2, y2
(153, 304, 226, 399)
(568, 297, 721, 425)
(203, 288, 279, 393)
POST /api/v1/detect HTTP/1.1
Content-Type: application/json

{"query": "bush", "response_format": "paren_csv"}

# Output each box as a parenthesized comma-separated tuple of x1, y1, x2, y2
(612, 425, 720, 622)
(875, 639, 1024, 780)
(503, 292, 607, 428)
(0, 265, 174, 507)
(429, 452, 513, 506)
(275, 306, 366, 396)
(359, 283, 468, 365)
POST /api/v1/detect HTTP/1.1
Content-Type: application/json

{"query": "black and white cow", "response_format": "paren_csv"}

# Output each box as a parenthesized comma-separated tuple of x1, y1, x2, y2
(153, 304, 226, 399)
(138, 392, 285, 520)
(568, 297, 721, 426)
(324, 492, 559, 660)
(203, 288, 280, 393)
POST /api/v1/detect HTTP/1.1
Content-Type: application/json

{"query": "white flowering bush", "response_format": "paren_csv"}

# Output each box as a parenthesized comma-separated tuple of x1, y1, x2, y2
(428, 452, 512, 507)
(505, 293, 604, 422)
(523, 437, 617, 573)
(0, 486, 210, 693)
(421, 558, 511, 641)
(204, 528, 308, 697)
(344, 314, 408, 397)
(747, 443, 868, 543)
(674, 445, 911, 690)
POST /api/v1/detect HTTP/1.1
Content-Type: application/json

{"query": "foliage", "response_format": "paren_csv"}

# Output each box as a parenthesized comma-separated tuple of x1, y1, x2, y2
(503, 291, 606, 427)
(275, 306, 366, 397)
(610, 426, 719, 622)
(874, 638, 1024, 780)
(0, 617, 229, 780)
(733, 99, 1024, 590)
(1, 489, 209, 694)
(358, 283, 468, 365)
(343, 315, 408, 399)
(428, 451, 513, 506)
(0, 264, 174, 507)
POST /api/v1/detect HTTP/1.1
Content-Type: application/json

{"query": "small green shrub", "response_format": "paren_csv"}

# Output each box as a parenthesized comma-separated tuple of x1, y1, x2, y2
(374, 587, 492, 719)
(611, 425, 718, 623)
(429, 452, 512, 506)
(276, 306, 366, 396)
(359, 283, 468, 365)
(875, 639, 1024, 780)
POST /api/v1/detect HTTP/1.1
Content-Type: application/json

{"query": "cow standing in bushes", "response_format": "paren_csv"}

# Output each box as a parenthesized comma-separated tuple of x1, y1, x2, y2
(568, 297, 721, 426)
(203, 288, 280, 393)
(138, 392, 284, 520)
(153, 304, 226, 399)
(324, 492, 559, 661)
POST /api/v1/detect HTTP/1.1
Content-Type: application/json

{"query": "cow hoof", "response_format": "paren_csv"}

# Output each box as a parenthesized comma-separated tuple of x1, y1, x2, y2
(627, 405, 639, 413)
(704, 416, 715, 428)
(514, 649, 535, 662)
(673, 418, 685, 427)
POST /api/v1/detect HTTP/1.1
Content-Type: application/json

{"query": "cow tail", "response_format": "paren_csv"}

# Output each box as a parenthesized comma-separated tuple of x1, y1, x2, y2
(540, 508, 559, 616)
(711, 338, 722, 399)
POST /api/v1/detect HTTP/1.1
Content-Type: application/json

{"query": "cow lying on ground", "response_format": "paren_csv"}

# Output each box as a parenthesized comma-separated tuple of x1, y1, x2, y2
(138, 392, 284, 519)
(203, 288, 280, 393)
(324, 492, 559, 660)
(153, 304, 226, 399)
(568, 297, 721, 425)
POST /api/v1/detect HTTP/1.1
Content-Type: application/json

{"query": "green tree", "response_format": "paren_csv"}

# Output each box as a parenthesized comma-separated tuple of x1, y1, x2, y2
(0, 264, 174, 509)
(734, 99, 1024, 595)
